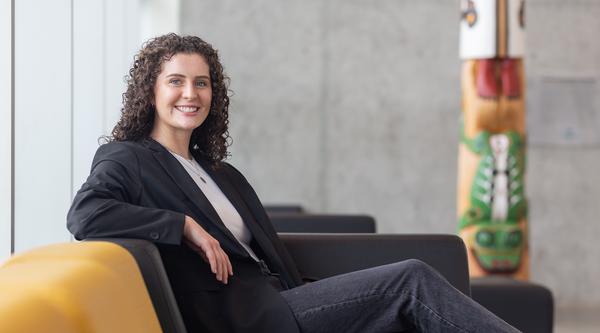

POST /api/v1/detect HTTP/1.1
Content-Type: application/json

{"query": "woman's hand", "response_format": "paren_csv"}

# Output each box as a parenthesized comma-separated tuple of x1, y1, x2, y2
(183, 216, 233, 284)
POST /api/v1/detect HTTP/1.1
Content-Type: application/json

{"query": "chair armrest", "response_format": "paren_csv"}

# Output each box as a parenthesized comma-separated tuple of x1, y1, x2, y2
(279, 233, 471, 296)
(84, 238, 187, 333)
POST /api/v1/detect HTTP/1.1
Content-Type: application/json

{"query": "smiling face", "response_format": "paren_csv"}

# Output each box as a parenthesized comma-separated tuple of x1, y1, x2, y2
(151, 52, 212, 139)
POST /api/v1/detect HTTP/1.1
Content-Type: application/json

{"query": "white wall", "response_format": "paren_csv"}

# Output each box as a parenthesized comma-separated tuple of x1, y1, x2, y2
(140, 0, 181, 43)
(0, 0, 13, 259)
(7, 0, 144, 254)
(1, 0, 181, 254)
(14, 0, 73, 252)
(72, 0, 142, 197)
(72, 0, 105, 197)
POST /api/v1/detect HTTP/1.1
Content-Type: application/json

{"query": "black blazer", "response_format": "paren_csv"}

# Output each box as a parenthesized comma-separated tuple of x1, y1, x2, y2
(67, 138, 303, 333)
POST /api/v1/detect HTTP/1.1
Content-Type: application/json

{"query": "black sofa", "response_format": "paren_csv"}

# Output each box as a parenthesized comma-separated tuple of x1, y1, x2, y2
(267, 212, 554, 333)
(100, 234, 470, 333)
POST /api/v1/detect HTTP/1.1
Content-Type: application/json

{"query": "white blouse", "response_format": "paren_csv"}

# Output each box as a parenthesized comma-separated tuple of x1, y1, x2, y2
(170, 152, 259, 261)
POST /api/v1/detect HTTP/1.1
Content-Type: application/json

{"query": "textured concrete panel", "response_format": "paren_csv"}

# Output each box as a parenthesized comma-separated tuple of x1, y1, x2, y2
(528, 147, 600, 307)
(528, 77, 600, 145)
(527, 0, 600, 147)
(324, 0, 460, 233)
(527, 0, 600, 77)
(526, 0, 600, 306)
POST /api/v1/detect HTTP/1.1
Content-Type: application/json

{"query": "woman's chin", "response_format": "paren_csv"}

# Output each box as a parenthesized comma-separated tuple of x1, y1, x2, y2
(175, 115, 208, 130)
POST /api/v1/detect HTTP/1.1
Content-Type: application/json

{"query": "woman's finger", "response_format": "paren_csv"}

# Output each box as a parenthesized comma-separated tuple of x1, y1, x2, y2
(218, 247, 228, 283)
(226, 252, 233, 276)
(204, 246, 218, 275)
(219, 249, 228, 283)
(221, 250, 231, 283)
(212, 243, 225, 282)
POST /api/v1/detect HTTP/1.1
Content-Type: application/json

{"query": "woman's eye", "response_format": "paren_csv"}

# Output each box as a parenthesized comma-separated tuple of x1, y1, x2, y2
(195, 81, 208, 87)
(169, 79, 182, 85)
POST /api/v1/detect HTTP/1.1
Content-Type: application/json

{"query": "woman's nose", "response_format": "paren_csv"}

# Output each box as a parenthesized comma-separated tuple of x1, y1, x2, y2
(182, 83, 197, 99)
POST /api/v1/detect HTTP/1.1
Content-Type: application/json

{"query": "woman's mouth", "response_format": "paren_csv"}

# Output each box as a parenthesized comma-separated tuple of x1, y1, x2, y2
(175, 106, 200, 113)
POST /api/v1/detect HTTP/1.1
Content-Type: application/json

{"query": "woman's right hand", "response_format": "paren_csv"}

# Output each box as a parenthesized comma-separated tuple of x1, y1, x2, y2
(183, 216, 233, 284)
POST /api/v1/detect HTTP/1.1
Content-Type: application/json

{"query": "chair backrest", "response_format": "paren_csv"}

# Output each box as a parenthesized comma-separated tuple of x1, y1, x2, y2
(264, 204, 305, 214)
(270, 213, 376, 233)
(280, 233, 472, 296)
(0, 242, 162, 333)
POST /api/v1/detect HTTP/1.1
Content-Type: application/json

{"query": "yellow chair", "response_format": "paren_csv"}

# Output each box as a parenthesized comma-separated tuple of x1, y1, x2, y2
(0, 242, 162, 333)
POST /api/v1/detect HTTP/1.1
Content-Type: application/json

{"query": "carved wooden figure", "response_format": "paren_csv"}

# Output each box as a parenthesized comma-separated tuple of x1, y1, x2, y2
(458, 0, 528, 280)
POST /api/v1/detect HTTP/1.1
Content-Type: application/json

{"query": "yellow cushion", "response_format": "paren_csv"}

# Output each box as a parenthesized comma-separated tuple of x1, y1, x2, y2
(0, 242, 162, 333)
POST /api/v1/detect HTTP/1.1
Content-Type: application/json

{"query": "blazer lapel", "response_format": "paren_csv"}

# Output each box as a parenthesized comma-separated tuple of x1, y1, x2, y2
(200, 160, 284, 266)
(142, 139, 240, 244)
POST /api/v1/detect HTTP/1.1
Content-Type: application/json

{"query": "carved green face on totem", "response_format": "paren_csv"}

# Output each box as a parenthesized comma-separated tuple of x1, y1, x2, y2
(459, 130, 527, 275)
(470, 223, 524, 273)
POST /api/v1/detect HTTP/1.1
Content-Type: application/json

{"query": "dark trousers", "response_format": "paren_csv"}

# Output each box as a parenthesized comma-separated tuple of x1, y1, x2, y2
(280, 259, 521, 333)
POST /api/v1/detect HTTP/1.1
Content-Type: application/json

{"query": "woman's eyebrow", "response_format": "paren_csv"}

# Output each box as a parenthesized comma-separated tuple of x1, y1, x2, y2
(165, 73, 210, 79)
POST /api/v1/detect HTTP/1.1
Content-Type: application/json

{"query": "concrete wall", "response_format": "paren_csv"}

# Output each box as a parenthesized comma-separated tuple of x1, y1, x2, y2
(181, 0, 600, 309)
(526, 0, 600, 309)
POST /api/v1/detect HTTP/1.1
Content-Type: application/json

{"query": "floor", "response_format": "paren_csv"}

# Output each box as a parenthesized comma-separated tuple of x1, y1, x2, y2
(554, 307, 600, 333)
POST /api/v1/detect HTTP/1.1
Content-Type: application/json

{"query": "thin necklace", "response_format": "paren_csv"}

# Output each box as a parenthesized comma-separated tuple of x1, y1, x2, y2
(173, 153, 207, 184)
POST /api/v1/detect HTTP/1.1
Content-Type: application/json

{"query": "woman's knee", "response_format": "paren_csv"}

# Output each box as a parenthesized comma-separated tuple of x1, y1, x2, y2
(370, 260, 443, 286)
(399, 259, 439, 278)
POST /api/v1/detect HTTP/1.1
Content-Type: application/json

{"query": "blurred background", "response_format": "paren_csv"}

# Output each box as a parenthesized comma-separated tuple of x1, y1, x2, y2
(1, 0, 599, 330)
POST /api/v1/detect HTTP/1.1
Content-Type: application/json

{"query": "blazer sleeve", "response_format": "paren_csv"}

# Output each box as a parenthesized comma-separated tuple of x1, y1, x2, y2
(67, 142, 185, 244)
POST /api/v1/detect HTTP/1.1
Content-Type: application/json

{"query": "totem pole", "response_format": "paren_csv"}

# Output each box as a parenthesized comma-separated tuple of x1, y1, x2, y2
(458, 0, 528, 280)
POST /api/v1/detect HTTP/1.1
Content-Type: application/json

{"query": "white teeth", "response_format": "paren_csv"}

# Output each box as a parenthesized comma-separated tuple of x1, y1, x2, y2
(176, 106, 199, 113)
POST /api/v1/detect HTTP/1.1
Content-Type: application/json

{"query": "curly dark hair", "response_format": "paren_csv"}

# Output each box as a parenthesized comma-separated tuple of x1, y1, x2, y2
(109, 33, 231, 164)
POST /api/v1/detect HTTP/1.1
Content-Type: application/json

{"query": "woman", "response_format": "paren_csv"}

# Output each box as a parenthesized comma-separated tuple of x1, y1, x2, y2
(68, 33, 519, 333)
